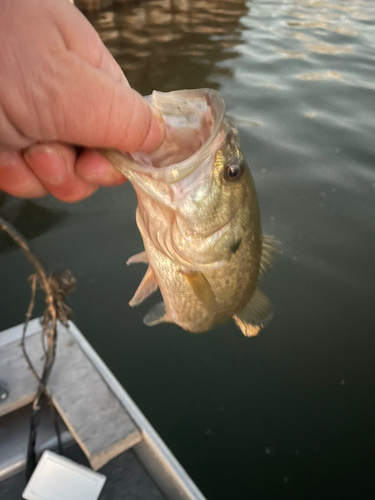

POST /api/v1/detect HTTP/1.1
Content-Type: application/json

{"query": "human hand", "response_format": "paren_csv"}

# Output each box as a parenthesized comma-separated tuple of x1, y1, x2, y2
(0, 0, 164, 202)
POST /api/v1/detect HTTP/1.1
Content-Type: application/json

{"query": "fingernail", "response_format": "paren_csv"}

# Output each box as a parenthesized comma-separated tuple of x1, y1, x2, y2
(139, 105, 165, 153)
(24, 144, 68, 185)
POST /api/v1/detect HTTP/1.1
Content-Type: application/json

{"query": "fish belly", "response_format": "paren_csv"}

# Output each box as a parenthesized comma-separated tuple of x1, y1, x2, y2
(144, 236, 258, 333)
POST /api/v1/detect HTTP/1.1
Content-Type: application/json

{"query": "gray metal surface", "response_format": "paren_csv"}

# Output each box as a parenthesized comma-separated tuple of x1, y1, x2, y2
(0, 322, 43, 417)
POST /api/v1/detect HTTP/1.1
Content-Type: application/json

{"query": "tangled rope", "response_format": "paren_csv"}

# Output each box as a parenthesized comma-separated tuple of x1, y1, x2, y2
(0, 216, 76, 479)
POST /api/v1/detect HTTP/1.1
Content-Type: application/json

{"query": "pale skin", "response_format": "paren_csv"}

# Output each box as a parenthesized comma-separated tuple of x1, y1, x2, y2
(0, 0, 165, 202)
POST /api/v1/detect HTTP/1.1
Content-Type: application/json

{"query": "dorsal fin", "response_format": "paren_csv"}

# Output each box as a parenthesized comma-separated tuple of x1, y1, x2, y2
(259, 235, 279, 279)
(233, 288, 273, 337)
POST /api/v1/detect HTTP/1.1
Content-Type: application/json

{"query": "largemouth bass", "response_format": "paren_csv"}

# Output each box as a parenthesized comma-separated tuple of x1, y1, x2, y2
(102, 89, 276, 335)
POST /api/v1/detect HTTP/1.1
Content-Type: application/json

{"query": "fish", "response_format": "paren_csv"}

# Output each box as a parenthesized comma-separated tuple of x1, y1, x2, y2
(101, 89, 276, 335)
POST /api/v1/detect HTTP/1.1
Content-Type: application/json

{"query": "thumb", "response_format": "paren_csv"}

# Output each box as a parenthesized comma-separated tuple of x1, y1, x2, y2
(44, 53, 165, 153)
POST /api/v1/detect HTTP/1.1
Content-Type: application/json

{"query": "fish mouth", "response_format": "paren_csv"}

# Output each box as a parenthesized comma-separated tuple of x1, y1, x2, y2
(119, 89, 227, 184)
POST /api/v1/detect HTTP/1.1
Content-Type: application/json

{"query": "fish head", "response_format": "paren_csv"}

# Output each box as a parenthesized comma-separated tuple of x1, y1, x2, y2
(172, 119, 254, 238)
(101, 89, 259, 264)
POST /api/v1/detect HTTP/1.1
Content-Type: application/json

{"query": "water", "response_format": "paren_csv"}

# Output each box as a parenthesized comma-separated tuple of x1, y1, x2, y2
(1, 0, 375, 498)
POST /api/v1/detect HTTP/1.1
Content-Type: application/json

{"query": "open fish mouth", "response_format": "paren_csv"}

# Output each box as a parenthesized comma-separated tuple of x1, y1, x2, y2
(110, 89, 228, 184)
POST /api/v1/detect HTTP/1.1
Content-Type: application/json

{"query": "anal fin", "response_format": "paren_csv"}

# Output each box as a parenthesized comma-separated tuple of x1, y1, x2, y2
(143, 302, 169, 327)
(127, 251, 148, 266)
(233, 288, 273, 337)
(129, 266, 158, 307)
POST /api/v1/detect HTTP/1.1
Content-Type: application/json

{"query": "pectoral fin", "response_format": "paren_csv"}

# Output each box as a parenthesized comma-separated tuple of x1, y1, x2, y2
(127, 251, 148, 265)
(181, 271, 217, 309)
(259, 235, 278, 279)
(233, 288, 273, 337)
(129, 266, 158, 307)
(144, 302, 169, 327)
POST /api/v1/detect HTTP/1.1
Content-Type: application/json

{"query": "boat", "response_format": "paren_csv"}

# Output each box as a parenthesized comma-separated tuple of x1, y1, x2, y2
(0, 318, 206, 500)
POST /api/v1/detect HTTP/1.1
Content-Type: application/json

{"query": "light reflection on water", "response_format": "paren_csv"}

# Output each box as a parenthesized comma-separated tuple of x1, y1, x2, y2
(85, 0, 249, 92)
(1, 1, 375, 499)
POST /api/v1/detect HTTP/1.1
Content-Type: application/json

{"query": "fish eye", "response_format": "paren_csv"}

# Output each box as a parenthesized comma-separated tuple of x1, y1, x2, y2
(224, 160, 245, 182)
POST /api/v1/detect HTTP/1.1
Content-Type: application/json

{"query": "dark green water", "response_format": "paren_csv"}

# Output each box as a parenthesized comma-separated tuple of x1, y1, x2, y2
(1, 0, 375, 498)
